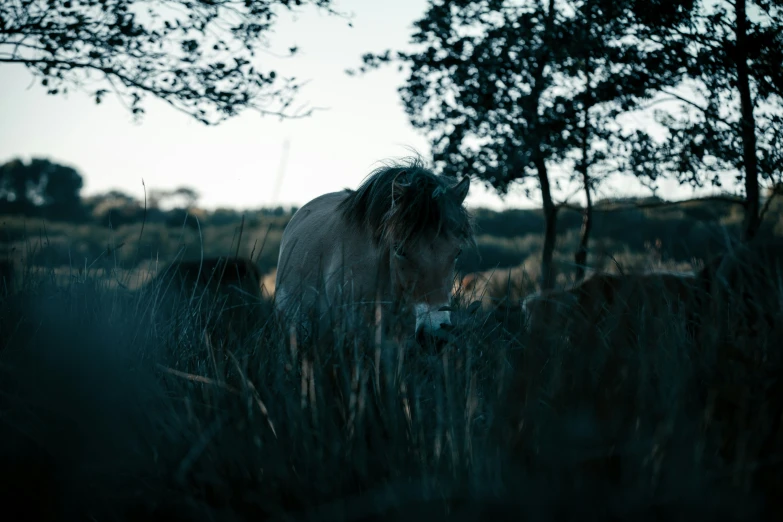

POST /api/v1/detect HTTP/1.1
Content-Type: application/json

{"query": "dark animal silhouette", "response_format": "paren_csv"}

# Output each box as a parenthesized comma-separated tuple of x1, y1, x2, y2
(522, 271, 701, 348)
(155, 256, 263, 300)
(148, 256, 265, 339)
(694, 239, 783, 353)
(691, 240, 783, 519)
(0, 260, 13, 295)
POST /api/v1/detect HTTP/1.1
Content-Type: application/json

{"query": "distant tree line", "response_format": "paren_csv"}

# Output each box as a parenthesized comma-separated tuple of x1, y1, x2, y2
(0, 157, 295, 228)
(0, 158, 84, 221)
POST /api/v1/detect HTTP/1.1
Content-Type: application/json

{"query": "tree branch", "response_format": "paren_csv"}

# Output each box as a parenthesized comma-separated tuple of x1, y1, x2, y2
(559, 194, 746, 214)
(1, 0, 342, 123)
(660, 88, 736, 128)
(0, 56, 316, 122)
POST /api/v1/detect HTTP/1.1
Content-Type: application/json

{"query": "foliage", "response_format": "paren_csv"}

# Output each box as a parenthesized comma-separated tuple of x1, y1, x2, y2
(0, 246, 782, 519)
(351, 0, 695, 289)
(0, 0, 341, 124)
(621, 0, 783, 238)
(0, 158, 85, 220)
(147, 186, 200, 210)
(5, 193, 782, 283)
(353, 0, 691, 191)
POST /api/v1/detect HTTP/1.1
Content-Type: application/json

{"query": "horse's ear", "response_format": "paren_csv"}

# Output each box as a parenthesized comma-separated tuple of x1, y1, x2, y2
(450, 176, 470, 204)
(392, 172, 411, 200)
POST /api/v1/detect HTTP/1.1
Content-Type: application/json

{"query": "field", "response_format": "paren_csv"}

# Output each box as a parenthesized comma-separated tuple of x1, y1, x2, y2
(1, 202, 783, 521)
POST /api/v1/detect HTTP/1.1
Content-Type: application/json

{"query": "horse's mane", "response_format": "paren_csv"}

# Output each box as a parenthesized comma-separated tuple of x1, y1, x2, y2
(337, 157, 473, 248)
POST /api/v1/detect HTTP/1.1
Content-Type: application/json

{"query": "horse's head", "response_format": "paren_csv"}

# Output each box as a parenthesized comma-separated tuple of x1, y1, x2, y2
(337, 159, 474, 340)
(384, 171, 473, 338)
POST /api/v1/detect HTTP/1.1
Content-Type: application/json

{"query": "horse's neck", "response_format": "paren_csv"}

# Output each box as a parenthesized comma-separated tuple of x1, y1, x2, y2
(373, 248, 394, 303)
(329, 228, 393, 302)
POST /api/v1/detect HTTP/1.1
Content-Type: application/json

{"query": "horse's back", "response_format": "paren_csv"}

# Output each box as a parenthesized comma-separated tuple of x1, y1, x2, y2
(274, 191, 355, 313)
(0, 260, 13, 295)
(523, 271, 701, 346)
(696, 239, 783, 349)
(278, 192, 348, 256)
(153, 256, 263, 300)
(696, 240, 783, 319)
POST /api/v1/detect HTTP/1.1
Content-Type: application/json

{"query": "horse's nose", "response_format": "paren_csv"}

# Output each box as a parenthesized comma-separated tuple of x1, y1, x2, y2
(415, 325, 428, 345)
(414, 304, 451, 331)
(415, 321, 451, 347)
(416, 326, 438, 347)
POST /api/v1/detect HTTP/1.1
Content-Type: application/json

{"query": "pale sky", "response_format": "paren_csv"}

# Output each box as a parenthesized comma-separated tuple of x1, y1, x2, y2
(0, 0, 724, 212)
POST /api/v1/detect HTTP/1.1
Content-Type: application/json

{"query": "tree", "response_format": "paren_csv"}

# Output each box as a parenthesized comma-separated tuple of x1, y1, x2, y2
(1, 0, 340, 124)
(172, 187, 200, 209)
(0, 158, 84, 219)
(0, 159, 40, 214)
(87, 189, 143, 226)
(147, 186, 200, 209)
(353, 0, 691, 290)
(39, 160, 85, 220)
(569, 0, 701, 282)
(626, 0, 783, 242)
(0, 158, 85, 219)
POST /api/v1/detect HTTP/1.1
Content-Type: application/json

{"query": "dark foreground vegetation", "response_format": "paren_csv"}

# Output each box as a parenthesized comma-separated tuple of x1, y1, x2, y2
(1, 232, 782, 521)
(3, 0, 782, 516)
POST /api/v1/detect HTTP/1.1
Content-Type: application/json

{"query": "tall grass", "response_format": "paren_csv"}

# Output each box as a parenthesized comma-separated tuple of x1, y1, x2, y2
(0, 251, 781, 521)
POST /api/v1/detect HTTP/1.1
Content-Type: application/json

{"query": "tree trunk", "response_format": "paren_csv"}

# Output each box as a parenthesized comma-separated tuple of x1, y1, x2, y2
(574, 175, 593, 283)
(735, 0, 761, 241)
(536, 156, 558, 291)
(528, 0, 558, 292)
(574, 3, 594, 284)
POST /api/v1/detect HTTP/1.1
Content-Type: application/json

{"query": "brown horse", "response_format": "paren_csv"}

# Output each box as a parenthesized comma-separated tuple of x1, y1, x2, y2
(0, 260, 13, 295)
(513, 239, 783, 355)
(694, 239, 783, 356)
(503, 242, 783, 512)
(149, 256, 264, 332)
(153, 256, 263, 301)
(692, 240, 783, 515)
(521, 271, 702, 347)
(274, 158, 473, 339)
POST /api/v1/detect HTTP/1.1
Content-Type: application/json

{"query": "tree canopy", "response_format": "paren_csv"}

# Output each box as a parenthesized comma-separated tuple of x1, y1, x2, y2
(1, 0, 340, 124)
(0, 158, 85, 220)
(626, 0, 783, 240)
(352, 0, 695, 288)
(355, 0, 689, 192)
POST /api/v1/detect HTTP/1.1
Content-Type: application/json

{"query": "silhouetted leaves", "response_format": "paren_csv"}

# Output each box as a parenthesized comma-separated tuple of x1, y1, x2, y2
(355, 0, 689, 196)
(0, 0, 341, 124)
(352, 0, 695, 289)
(625, 1, 783, 239)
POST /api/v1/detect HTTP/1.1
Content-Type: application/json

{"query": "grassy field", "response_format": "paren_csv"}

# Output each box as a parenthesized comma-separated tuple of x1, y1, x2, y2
(1, 239, 782, 521)
(3, 192, 781, 287)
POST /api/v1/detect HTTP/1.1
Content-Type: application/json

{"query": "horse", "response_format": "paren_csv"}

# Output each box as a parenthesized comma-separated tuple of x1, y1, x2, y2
(0, 260, 13, 295)
(274, 159, 473, 341)
(694, 239, 783, 357)
(148, 256, 265, 336)
(458, 269, 516, 307)
(521, 271, 702, 347)
(690, 240, 783, 515)
(152, 256, 264, 302)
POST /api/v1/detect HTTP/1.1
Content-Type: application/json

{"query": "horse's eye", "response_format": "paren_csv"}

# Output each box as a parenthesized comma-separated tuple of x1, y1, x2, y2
(394, 247, 406, 259)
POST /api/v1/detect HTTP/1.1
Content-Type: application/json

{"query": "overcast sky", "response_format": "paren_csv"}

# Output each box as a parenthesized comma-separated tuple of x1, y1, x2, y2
(0, 0, 724, 211)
